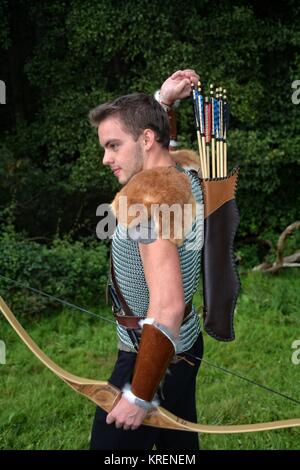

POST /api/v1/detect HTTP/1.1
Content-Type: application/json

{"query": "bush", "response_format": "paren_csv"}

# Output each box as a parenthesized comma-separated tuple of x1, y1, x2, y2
(0, 225, 109, 316)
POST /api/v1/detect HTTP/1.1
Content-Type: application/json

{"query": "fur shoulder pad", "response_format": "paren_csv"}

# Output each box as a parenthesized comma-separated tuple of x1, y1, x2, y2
(170, 149, 201, 174)
(111, 166, 197, 246)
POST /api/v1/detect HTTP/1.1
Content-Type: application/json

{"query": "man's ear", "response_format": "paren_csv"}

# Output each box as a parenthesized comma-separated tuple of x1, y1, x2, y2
(142, 128, 156, 150)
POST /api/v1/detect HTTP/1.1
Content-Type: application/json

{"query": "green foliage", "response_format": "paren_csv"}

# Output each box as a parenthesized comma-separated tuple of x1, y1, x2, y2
(0, 0, 10, 49)
(0, 224, 109, 316)
(0, 0, 299, 254)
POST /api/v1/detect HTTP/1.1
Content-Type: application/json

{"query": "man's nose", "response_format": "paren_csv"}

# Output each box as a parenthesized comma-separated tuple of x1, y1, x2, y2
(102, 151, 113, 166)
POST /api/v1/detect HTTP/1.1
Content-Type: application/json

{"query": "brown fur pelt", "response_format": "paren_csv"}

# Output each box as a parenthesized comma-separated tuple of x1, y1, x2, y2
(170, 149, 201, 175)
(110, 149, 199, 245)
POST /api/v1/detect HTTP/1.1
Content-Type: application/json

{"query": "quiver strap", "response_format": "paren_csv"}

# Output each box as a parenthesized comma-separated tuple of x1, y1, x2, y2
(110, 252, 133, 317)
(131, 323, 175, 402)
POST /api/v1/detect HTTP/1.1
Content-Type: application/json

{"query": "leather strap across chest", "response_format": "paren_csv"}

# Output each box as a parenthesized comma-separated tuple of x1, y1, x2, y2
(114, 299, 193, 329)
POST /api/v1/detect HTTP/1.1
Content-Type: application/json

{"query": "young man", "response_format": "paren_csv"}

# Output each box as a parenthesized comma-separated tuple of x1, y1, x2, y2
(89, 70, 204, 450)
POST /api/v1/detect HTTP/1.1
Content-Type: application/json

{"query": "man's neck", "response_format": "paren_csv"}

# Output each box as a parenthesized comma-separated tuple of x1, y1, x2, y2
(142, 148, 176, 170)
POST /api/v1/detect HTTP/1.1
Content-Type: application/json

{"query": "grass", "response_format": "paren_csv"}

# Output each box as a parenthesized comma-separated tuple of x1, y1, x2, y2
(0, 269, 300, 450)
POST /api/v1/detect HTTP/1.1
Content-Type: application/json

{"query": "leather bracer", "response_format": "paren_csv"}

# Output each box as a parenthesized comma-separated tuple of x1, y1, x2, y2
(131, 322, 175, 403)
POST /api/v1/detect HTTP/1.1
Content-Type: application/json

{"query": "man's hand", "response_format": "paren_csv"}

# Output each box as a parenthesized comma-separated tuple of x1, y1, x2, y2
(106, 396, 148, 431)
(160, 69, 199, 105)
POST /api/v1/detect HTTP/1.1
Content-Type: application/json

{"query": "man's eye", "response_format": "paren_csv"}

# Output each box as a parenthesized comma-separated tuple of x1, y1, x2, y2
(110, 144, 119, 150)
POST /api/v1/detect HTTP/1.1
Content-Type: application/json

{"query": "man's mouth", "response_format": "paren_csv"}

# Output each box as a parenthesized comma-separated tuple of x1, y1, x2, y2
(112, 168, 121, 176)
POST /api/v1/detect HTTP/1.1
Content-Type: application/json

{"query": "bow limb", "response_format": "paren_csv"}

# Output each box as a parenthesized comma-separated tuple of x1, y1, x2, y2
(1, 296, 300, 435)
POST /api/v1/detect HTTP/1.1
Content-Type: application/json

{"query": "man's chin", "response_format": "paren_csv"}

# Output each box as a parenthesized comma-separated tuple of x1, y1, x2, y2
(117, 174, 128, 185)
(117, 169, 139, 185)
(119, 172, 134, 185)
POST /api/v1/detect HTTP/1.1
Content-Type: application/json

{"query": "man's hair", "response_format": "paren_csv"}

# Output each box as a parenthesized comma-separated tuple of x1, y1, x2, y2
(89, 92, 170, 149)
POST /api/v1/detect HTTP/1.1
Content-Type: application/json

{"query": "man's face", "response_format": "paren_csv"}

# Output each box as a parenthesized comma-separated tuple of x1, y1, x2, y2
(98, 116, 144, 185)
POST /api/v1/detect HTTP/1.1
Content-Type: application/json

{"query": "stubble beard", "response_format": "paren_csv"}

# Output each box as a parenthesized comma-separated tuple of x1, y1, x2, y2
(122, 142, 144, 185)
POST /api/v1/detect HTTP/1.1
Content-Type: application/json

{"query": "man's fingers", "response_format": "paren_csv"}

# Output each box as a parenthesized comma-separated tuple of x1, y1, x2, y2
(105, 397, 147, 431)
(189, 75, 199, 86)
(172, 78, 193, 99)
(107, 414, 123, 429)
(171, 70, 183, 79)
(184, 69, 198, 76)
(123, 424, 132, 431)
(183, 77, 191, 87)
(176, 78, 190, 93)
(171, 69, 199, 80)
(106, 412, 116, 425)
(109, 418, 137, 431)
(106, 414, 141, 431)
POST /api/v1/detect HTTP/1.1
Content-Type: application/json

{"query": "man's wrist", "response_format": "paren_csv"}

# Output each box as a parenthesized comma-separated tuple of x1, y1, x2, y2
(122, 384, 159, 410)
(154, 89, 173, 111)
(154, 89, 181, 111)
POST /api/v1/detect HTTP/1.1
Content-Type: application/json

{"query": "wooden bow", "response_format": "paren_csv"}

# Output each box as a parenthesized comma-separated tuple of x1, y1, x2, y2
(1, 296, 300, 434)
